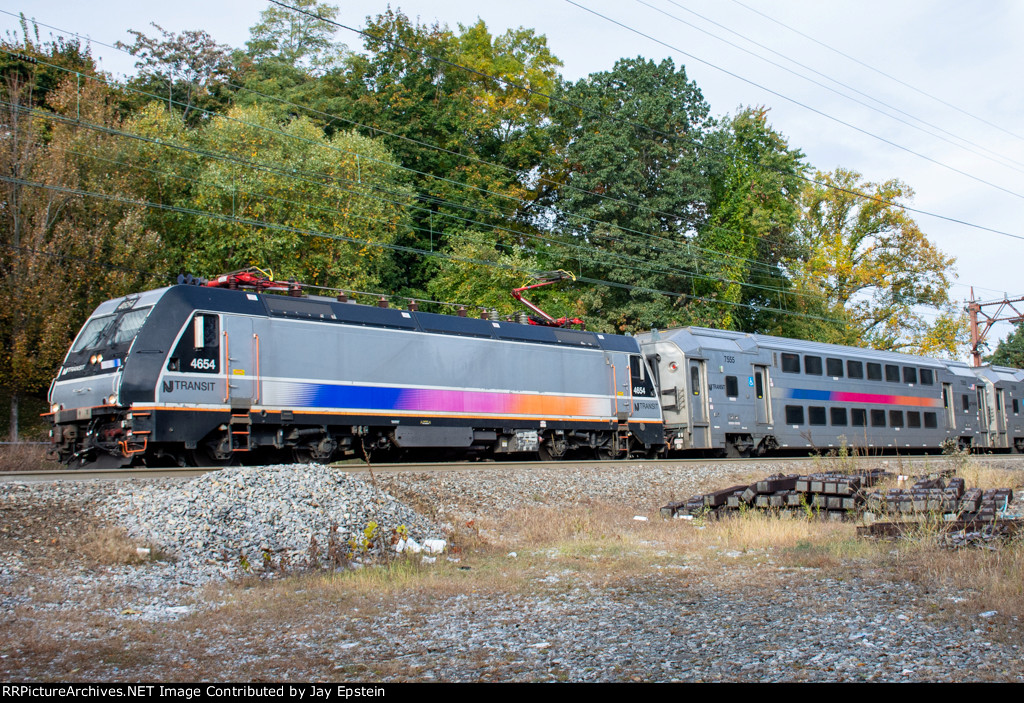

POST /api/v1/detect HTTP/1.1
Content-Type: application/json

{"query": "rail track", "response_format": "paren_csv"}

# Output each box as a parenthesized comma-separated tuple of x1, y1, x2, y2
(4, 453, 1024, 483)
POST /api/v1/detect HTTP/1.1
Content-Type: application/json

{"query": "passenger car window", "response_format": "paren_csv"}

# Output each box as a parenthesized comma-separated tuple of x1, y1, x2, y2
(781, 353, 800, 373)
(826, 358, 843, 377)
(804, 356, 822, 375)
(725, 376, 738, 398)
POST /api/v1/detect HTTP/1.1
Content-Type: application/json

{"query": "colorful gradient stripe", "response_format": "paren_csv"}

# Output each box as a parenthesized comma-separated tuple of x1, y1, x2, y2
(261, 380, 612, 418)
(781, 388, 942, 408)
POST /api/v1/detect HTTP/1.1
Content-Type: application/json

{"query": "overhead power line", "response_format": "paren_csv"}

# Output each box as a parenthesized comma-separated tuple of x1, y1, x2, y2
(265, 0, 1024, 242)
(644, 0, 1024, 176)
(728, 0, 1024, 145)
(1, 174, 851, 325)
(564, 0, 1024, 202)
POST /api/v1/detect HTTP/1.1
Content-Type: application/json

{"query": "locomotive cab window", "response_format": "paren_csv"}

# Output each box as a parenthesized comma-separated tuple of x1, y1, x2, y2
(168, 313, 219, 374)
(629, 355, 654, 397)
(804, 355, 822, 375)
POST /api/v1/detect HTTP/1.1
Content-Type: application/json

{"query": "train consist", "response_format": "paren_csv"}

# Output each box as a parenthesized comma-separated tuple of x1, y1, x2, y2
(47, 280, 1023, 468)
(637, 327, 1023, 457)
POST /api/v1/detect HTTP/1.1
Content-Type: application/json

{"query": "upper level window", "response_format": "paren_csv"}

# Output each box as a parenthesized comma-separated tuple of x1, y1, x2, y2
(826, 358, 844, 377)
(847, 360, 863, 379)
(804, 355, 822, 375)
(781, 353, 800, 373)
(885, 365, 900, 382)
(867, 363, 882, 381)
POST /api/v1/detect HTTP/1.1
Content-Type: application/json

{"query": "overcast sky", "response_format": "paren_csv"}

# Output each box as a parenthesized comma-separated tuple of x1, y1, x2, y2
(5, 0, 1023, 350)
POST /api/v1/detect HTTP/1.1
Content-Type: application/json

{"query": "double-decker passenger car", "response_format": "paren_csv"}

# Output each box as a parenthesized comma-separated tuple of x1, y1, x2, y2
(47, 283, 664, 468)
(637, 327, 1024, 456)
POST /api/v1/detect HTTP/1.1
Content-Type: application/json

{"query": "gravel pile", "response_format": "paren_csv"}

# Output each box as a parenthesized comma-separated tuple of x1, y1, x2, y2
(100, 464, 441, 578)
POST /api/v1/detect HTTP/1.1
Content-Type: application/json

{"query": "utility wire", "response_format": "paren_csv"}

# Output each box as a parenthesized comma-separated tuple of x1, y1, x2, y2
(565, 0, 1024, 201)
(0, 24, 805, 282)
(266, 0, 1024, 241)
(0, 16, 980, 323)
(729, 0, 1024, 145)
(645, 0, 1024, 175)
(1, 174, 852, 324)
(21, 104, 833, 308)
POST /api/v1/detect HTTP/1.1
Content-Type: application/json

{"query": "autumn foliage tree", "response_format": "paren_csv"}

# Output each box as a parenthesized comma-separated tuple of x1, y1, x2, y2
(790, 168, 962, 354)
(0, 70, 163, 439)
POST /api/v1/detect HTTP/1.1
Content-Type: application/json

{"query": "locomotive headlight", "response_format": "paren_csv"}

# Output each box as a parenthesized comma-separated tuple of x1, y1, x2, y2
(106, 394, 118, 405)
(668, 362, 678, 372)
(50, 403, 61, 413)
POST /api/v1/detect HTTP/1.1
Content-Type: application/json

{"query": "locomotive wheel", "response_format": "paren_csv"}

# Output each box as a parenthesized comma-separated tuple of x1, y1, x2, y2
(188, 435, 237, 467)
(538, 437, 569, 461)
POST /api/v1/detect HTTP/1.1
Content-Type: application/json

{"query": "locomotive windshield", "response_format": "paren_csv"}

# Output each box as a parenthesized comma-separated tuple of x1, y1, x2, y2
(70, 307, 152, 353)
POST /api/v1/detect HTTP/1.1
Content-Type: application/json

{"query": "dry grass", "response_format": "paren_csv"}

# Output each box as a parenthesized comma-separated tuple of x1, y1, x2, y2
(0, 442, 59, 471)
(77, 526, 155, 566)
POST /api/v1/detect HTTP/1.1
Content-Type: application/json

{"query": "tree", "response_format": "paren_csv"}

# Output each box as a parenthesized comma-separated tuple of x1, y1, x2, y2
(698, 107, 805, 332)
(0, 73, 163, 439)
(790, 168, 962, 353)
(330, 10, 563, 294)
(178, 105, 412, 291)
(986, 324, 1024, 368)
(118, 23, 235, 124)
(541, 57, 713, 333)
(426, 230, 577, 319)
(246, 0, 346, 74)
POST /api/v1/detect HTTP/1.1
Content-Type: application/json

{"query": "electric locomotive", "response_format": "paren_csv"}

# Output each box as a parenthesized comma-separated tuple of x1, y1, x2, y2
(47, 277, 665, 468)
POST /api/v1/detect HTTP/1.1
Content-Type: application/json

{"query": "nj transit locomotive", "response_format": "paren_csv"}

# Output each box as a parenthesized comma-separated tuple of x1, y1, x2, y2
(637, 327, 1024, 457)
(47, 283, 663, 468)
